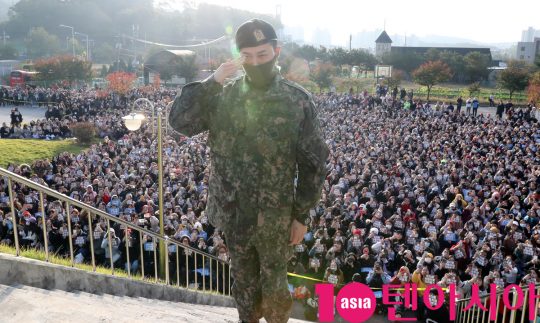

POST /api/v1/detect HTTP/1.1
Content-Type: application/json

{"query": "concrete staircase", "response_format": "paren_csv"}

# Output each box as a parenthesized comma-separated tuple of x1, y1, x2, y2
(0, 283, 309, 323)
(0, 253, 314, 323)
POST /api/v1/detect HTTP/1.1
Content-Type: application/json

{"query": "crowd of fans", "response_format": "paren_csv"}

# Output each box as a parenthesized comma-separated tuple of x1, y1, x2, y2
(0, 84, 540, 318)
(0, 85, 177, 139)
(292, 92, 540, 319)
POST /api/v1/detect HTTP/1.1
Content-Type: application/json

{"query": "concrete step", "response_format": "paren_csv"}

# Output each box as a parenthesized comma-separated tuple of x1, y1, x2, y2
(0, 283, 313, 323)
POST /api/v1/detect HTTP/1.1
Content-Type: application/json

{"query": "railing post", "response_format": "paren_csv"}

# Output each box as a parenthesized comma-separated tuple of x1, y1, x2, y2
(222, 261, 225, 295)
(139, 231, 145, 278)
(481, 297, 488, 323)
(509, 287, 518, 323)
(519, 287, 528, 323)
(228, 262, 231, 296)
(38, 192, 49, 262)
(502, 291, 509, 323)
(202, 255, 206, 292)
(176, 246, 180, 287)
(194, 252, 198, 289)
(465, 298, 472, 322)
(533, 285, 540, 323)
(7, 178, 20, 256)
(455, 300, 461, 322)
(106, 219, 114, 274)
(65, 201, 74, 267)
(185, 250, 189, 288)
(165, 238, 170, 285)
(87, 212, 96, 272)
(153, 237, 158, 282)
(209, 258, 214, 291)
(125, 226, 131, 278)
(494, 292, 501, 322)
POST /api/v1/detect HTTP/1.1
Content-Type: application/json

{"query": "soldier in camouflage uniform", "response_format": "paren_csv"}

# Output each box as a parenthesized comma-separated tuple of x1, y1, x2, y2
(168, 19, 329, 323)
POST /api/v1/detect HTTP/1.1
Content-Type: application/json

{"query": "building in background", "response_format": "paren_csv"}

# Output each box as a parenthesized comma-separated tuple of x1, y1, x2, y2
(311, 28, 332, 48)
(521, 27, 540, 42)
(516, 38, 540, 64)
(374, 31, 492, 63)
(375, 31, 392, 58)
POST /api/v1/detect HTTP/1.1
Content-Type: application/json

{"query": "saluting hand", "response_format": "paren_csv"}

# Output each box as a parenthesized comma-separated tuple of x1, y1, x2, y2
(213, 57, 244, 85)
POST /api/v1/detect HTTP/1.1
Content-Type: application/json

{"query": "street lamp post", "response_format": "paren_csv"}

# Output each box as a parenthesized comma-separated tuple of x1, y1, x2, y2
(122, 98, 166, 279)
(59, 24, 75, 57)
(74, 31, 89, 61)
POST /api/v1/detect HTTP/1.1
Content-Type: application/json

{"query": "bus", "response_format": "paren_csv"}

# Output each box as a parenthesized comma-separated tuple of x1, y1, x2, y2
(9, 70, 39, 87)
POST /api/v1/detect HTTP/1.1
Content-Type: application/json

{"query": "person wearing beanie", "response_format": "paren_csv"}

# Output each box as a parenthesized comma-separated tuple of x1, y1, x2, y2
(169, 18, 329, 323)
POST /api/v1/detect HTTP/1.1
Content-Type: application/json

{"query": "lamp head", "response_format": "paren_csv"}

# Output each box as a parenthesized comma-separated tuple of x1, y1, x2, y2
(122, 113, 145, 131)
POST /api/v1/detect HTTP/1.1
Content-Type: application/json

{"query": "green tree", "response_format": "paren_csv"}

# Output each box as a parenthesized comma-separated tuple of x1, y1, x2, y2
(25, 27, 60, 58)
(348, 48, 378, 71)
(439, 50, 466, 83)
(412, 60, 453, 101)
(93, 43, 115, 63)
(424, 48, 441, 62)
(497, 60, 534, 100)
(177, 54, 199, 83)
(100, 65, 108, 77)
(467, 82, 481, 97)
(382, 50, 424, 74)
(294, 45, 318, 63)
(383, 69, 404, 89)
(109, 59, 128, 73)
(34, 55, 92, 85)
(310, 62, 335, 92)
(328, 47, 348, 75)
(463, 51, 491, 82)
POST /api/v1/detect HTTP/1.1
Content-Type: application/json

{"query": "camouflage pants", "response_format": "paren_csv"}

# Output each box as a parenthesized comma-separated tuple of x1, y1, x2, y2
(223, 205, 294, 323)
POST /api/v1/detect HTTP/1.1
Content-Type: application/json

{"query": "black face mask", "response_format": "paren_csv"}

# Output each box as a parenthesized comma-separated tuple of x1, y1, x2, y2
(243, 56, 278, 89)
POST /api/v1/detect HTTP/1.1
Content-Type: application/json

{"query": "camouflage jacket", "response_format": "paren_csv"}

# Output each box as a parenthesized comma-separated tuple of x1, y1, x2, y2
(168, 73, 329, 230)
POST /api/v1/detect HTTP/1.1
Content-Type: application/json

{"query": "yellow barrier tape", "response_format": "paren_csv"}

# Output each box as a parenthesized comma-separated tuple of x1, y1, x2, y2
(287, 272, 326, 283)
(287, 272, 448, 291)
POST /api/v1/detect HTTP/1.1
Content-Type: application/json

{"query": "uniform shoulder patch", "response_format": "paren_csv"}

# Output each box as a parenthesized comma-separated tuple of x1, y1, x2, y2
(280, 78, 311, 100)
(180, 81, 202, 91)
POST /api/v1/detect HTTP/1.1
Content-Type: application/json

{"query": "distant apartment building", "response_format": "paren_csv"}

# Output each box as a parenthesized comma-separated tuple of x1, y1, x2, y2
(516, 37, 540, 64)
(283, 25, 305, 43)
(521, 27, 540, 42)
(311, 28, 332, 47)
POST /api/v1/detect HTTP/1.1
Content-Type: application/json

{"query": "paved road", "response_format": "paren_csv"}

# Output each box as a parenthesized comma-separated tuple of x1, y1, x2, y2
(0, 105, 45, 125)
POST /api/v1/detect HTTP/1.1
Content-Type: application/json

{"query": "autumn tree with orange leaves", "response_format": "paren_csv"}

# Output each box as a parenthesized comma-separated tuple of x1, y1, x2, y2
(528, 71, 540, 105)
(106, 71, 137, 95)
(412, 60, 453, 101)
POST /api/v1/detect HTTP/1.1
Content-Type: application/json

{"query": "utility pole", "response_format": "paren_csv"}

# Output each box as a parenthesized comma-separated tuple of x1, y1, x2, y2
(59, 24, 75, 57)
(349, 34, 352, 51)
(75, 32, 89, 61)
(1, 31, 9, 46)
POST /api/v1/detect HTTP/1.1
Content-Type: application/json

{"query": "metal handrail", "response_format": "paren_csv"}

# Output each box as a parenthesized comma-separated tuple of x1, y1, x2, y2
(0, 167, 232, 295)
(456, 283, 540, 303)
(454, 283, 540, 323)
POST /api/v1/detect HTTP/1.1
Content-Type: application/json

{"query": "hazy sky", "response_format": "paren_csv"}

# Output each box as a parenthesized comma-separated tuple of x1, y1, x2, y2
(189, 0, 539, 45)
